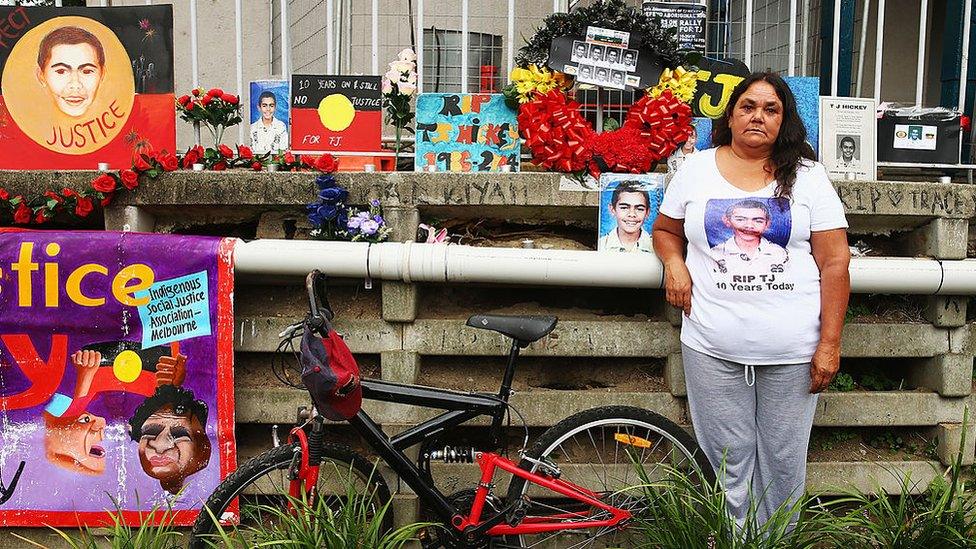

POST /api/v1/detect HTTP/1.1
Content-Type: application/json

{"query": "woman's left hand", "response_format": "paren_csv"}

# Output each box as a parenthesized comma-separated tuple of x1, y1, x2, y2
(810, 342, 840, 393)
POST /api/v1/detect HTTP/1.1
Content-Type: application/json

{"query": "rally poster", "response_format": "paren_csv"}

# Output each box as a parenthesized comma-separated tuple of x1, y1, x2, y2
(414, 93, 520, 172)
(290, 74, 382, 154)
(0, 231, 235, 526)
(0, 6, 176, 169)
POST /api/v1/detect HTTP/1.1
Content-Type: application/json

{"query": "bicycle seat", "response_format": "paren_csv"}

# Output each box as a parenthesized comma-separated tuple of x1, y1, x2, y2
(466, 314, 557, 347)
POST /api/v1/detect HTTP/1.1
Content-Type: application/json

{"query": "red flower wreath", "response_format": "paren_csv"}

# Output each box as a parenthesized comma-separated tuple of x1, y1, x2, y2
(518, 88, 693, 179)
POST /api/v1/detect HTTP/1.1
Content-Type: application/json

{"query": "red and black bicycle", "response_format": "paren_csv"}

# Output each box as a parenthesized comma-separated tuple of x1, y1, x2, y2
(189, 271, 713, 548)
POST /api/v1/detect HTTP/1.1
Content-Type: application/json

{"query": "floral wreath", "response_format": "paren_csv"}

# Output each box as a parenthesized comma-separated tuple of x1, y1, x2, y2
(506, 0, 700, 179)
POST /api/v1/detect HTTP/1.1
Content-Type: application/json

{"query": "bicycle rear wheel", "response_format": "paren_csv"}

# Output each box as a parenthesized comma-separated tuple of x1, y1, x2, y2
(504, 405, 714, 549)
(189, 442, 392, 548)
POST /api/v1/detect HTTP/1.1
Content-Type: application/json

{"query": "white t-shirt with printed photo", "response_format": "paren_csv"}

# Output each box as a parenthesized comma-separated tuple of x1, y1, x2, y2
(659, 148, 848, 365)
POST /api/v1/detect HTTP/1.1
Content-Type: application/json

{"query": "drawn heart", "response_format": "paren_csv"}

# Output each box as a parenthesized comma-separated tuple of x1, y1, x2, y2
(887, 189, 903, 207)
(518, 89, 693, 178)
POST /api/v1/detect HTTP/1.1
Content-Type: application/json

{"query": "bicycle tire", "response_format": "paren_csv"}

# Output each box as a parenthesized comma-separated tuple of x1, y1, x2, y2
(189, 442, 393, 548)
(504, 405, 714, 548)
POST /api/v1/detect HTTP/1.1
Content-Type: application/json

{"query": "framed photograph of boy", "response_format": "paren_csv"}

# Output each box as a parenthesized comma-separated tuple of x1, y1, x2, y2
(249, 80, 290, 154)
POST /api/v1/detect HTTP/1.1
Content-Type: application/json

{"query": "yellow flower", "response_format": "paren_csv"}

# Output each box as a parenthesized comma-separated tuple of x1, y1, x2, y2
(649, 66, 699, 103)
(509, 64, 570, 103)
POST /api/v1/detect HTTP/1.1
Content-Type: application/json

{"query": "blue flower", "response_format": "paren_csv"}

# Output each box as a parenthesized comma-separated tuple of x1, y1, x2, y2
(318, 187, 348, 203)
(373, 214, 384, 224)
(316, 203, 339, 221)
(315, 174, 339, 190)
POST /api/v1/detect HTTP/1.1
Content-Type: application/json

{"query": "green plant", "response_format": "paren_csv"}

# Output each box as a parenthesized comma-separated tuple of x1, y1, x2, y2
(200, 463, 431, 548)
(816, 428, 859, 451)
(868, 431, 906, 452)
(858, 370, 902, 391)
(845, 302, 871, 322)
(829, 372, 856, 392)
(13, 497, 183, 549)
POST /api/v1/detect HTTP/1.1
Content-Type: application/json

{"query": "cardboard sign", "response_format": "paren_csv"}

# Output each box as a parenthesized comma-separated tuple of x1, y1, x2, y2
(642, 1, 708, 53)
(0, 6, 175, 169)
(249, 80, 290, 154)
(0, 231, 236, 527)
(820, 96, 877, 180)
(414, 93, 519, 172)
(691, 57, 750, 119)
(290, 75, 382, 154)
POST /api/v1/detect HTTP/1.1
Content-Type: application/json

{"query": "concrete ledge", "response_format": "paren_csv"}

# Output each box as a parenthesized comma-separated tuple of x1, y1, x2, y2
(815, 392, 968, 426)
(905, 218, 969, 259)
(806, 461, 940, 495)
(932, 422, 976, 466)
(925, 296, 969, 328)
(908, 354, 974, 397)
(233, 387, 686, 426)
(841, 323, 948, 357)
(235, 317, 401, 353)
(832, 180, 974, 219)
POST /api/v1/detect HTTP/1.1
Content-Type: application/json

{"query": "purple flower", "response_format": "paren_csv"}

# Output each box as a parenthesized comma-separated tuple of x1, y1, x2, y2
(360, 219, 380, 236)
(347, 211, 371, 231)
(373, 214, 384, 224)
(370, 198, 381, 207)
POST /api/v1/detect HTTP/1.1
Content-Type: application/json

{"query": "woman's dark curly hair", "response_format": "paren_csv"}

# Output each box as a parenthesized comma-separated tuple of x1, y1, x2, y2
(711, 72, 815, 198)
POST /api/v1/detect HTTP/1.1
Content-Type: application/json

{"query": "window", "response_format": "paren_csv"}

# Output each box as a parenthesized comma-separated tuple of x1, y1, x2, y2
(423, 28, 503, 93)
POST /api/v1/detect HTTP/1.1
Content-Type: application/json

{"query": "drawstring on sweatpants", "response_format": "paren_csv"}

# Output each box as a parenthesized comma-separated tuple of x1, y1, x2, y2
(744, 365, 755, 387)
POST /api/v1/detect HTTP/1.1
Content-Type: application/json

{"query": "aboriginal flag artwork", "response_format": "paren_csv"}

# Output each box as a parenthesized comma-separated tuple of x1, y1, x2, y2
(0, 231, 236, 527)
(0, 5, 175, 169)
(290, 75, 382, 154)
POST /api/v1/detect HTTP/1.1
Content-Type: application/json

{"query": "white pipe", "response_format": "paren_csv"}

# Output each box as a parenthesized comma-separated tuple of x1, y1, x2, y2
(190, 0, 199, 89)
(831, 0, 841, 95)
(232, 240, 976, 296)
(281, 0, 291, 77)
(326, 0, 335, 73)
(788, 0, 797, 76)
(916, 0, 927, 106)
(856, 0, 869, 97)
(874, 0, 885, 100)
(416, 0, 424, 94)
(235, 0, 244, 144)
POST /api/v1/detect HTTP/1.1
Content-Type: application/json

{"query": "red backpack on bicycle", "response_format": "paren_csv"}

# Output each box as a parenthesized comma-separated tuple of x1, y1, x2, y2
(299, 323, 362, 420)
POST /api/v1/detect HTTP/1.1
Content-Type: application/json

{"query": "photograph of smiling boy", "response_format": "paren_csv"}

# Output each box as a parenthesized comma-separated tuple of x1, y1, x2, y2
(704, 197, 791, 277)
(250, 80, 290, 153)
(598, 174, 665, 253)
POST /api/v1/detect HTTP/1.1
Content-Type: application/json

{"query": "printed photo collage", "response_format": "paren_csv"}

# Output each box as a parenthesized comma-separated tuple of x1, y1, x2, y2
(566, 37, 640, 90)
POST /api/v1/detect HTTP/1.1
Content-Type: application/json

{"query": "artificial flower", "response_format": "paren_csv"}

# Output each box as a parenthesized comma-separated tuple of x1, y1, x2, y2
(75, 197, 94, 217)
(509, 65, 571, 103)
(13, 202, 31, 224)
(397, 48, 417, 62)
(212, 161, 227, 171)
(649, 66, 698, 103)
(218, 144, 234, 158)
(120, 169, 139, 190)
(134, 155, 151, 171)
(237, 144, 254, 160)
(92, 174, 117, 193)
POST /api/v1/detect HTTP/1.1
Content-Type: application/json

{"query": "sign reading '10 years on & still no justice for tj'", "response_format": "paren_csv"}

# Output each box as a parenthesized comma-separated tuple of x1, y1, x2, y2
(290, 75, 382, 154)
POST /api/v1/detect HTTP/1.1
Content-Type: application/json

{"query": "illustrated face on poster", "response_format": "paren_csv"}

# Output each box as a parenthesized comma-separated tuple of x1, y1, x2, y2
(0, 6, 175, 168)
(414, 93, 519, 172)
(705, 197, 791, 283)
(290, 75, 382, 153)
(0, 232, 235, 526)
(249, 80, 289, 154)
(598, 174, 664, 253)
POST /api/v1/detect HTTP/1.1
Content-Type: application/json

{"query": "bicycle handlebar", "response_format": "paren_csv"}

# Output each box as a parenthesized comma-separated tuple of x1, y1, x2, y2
(304, 270, 334, 335)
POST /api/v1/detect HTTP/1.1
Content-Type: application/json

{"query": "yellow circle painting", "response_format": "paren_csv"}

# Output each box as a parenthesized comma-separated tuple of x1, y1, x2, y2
(113, 350, 142, 383)
(1, 16, 135, 155)
(318, 93, 355, 132)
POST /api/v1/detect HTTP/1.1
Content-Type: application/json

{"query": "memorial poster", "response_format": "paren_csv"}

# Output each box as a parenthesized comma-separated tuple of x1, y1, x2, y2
(819, 96, 877, 180)
(290, 74, 383, 154)
(0, 231, 236, 526)
(414, 93, 520, 172)
(0, 5, 175, 169)
(598, 173, 665, 254)
(642, 1, 708, 53)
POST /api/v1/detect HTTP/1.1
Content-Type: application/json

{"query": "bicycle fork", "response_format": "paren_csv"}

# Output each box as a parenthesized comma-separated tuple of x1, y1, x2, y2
(287, 415, 324, 504)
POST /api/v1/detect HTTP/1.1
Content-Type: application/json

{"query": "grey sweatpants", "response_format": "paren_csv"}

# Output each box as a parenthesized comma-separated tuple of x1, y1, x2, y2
(682, 344, 819, 526)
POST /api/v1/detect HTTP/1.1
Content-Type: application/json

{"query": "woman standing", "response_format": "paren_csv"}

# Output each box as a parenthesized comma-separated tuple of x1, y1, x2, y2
(652, 72, 850, 525)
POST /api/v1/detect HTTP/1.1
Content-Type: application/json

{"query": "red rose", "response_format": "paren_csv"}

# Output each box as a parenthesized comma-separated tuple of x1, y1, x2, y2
(34, 211, 47, 224)
(186, 102, 195, 111)
(134, 155, 152, 172)
(237, 145, 253, 160)
(61, 188, 77, 198)
(120, 169, 139, 190)
(178, 95, 191, 106)
(200, 96, 212, 107)
(284, 152, 296, 164)
(0, 188, 8, 201)
(315, 154, 339, 173)
(100, 192, 114, 207)
(192, 88, 202, 97)
(208, 88, 223, 97)
(92, 173, 117, 193)
(182, 150, 201, 169)
(161, 154, 179, 172)
(218, 144, 234, 158)
(13, 203, 30, 224)
(75, 196, 94, 217)
(251, 161, 262, 171)
(43, 191, 63, 203)
(225, 94, 239, 105)
(212, 161, 227, 171)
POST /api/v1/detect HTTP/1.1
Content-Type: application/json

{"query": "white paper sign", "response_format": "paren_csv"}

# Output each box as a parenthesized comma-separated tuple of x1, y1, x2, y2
(819, 96, 877, 180)
(893, 124, 938, 150)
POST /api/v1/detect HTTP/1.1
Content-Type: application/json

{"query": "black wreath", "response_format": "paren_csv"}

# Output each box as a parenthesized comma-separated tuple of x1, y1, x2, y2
(515, 0, 685, 71)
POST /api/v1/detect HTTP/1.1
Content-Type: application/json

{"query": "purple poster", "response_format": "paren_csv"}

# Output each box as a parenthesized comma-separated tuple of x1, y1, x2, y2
(0, 230, 236, 527)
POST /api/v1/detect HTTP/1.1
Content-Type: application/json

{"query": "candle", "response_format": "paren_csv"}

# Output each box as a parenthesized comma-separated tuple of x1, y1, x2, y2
(500, 165, 512, 173)
(426, 164, 437, 173)
(97, 162, 110, 171)
(192, 163, 205, 171)
(266, 164, 279, 172)
(939, 175, 952, 184)
(364, 164, 376, 172)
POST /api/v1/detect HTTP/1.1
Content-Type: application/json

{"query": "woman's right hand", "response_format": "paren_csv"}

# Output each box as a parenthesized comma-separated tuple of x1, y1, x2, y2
(664, 260, 693, 316)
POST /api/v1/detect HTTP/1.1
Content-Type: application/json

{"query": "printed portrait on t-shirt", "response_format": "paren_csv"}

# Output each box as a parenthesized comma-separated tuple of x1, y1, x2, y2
(704, 197, 792, 289)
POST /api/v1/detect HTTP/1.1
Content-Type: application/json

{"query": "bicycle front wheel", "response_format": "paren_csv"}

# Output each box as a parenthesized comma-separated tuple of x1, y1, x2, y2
(504, 405, 714, 549)
(189, 442, 392, 548)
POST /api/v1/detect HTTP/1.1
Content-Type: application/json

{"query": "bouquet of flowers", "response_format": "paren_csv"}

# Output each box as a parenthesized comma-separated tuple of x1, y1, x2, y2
(176, 88, 243, 148)
(307, 178, 391, 243)
(345, 199, 392, 243)
(383, 48, 418, 160)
